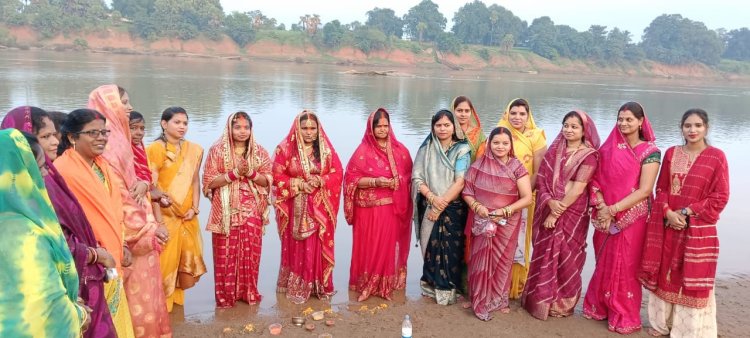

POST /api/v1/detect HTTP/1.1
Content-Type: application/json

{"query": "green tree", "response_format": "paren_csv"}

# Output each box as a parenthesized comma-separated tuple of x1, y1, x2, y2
(0, 0, 26, 25)
(299, 14, 321, 36)
(451, 0, 491, 45)
(500, 33, 514, 52)
(353, 27, 388, 53)
(642, 14, 724, 65)
(435, 31, 461, 54)
(248, 10, 277, 30)
(527, 16, 558, 59)
(365, 7, 403, 38)
(605, 28, 630, 61)
(724, 28, 750, 61)
(152, 0, 224, 40)
(403, 0, 446, 42)
(112, 0, 154, 19)
(224, 11, 255, 47)
(553, 25, 587, 58)
(322, 20, 345, 48)
(487, 4, 526, 47)
(587, 25, 607, 59)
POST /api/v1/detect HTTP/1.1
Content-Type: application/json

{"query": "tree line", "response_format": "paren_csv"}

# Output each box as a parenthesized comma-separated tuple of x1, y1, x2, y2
(1, 0, 749, 66)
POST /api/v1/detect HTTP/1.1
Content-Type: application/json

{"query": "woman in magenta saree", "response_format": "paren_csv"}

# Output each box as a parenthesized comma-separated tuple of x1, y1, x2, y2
(462, 127, 532, 320)
(2, 107, 117, 337)
(272, 111, 343, 304)
(522, 111, 600, 320)
(344, 108, 413, 302)
(583, 102, 661, 334)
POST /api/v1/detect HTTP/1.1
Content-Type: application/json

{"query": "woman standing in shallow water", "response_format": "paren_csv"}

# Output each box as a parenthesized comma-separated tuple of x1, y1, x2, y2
(412, 109, 471, 306)
(272, 111, 343, 304)
(203, 112, 272, 308)
(583, 102, 660, 334)
(639, 109, 729, 337)
(147, 107, 207, 312)
(345, 108, 413, 302)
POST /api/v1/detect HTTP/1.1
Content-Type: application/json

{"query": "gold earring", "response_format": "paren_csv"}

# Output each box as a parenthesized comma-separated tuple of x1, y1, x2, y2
(72, 142, 76, 150)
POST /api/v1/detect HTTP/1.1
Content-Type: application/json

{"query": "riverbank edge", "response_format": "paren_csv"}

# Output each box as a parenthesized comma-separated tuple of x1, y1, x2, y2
(2, 25, 749, 83)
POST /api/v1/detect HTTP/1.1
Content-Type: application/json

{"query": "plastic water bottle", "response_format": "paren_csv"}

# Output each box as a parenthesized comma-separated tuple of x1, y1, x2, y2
(401, 314, 412, 338)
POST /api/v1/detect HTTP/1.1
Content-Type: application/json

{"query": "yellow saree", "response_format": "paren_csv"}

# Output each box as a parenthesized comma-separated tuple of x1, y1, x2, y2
(147, 140, 207, 312)
(498, 98, 547, 299)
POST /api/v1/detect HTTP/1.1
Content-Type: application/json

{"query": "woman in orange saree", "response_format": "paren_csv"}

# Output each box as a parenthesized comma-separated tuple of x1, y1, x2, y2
(55, 108, 135, 338)
(497, 98, 547, 299)
(452, 96, 486, 162)
(147, 107, 207, 312)
(88, 84, 172, 337)
(203, 112, 272, 308)
(272, 111, 343, 304)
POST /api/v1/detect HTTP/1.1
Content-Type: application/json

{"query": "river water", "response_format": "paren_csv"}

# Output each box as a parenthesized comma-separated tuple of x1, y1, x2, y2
(1, 50, 748, 318)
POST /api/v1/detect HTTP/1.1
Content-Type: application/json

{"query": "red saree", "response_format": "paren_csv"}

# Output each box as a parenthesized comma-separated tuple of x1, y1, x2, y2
(272, 111, 343, 304)
(639, 146, 729, 308)
(583, 107, 660, 334)
(203, 113, 272, 308)
(463, 145, 529, 321)
(344, 108, 413, 301)
(523, 111, 600, 320)
(88, 85, 171, 337)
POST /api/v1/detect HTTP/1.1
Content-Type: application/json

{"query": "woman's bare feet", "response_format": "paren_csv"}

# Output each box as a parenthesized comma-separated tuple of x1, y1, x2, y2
(500, 307, 511, 314)
(647, 328, 667, 337)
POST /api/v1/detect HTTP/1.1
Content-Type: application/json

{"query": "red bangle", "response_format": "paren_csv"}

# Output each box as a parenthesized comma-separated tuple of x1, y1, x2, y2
(662, 204, 671, 215)
(227, 170, 238, 181)
(248, 170, 258, 180)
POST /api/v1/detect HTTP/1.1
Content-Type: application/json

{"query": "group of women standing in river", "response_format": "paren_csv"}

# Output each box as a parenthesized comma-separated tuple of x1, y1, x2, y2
(0, 88, 729, 337)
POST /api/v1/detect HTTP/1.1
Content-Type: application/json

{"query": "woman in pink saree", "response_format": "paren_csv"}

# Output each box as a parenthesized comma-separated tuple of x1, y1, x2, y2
(344, 108, 413, 302)
(88, 85, 172, 337)
(583, 102, 660, 334)
(272, 111, 343, 304)
(522, 111, 600, 320)
(462, 127, 532, 320)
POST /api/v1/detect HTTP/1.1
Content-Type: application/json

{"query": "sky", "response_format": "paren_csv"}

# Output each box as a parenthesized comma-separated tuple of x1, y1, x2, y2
(220, 0, 747, 40)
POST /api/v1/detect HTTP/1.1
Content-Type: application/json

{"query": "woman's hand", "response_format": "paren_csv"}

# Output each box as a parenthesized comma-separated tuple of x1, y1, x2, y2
(376, 177, 395, 189)
(548, 200, 567, 217)
(159, 195, 172, 208)
(155, 225, 169, 245)
(122, 246, 132, 268)
(184, 208, 196, 221)
(596, 204, 613, 224)
(79, 302, 92, 333)
(665, 210, 687, 230)
(130, 181, 149, 204)
(237, 159, 250, 176)
(432, 195, 449, 211)
(475, 205, 490, 219)
(543, 215, 558, 229)
(95, 247, 116, 269)
(427, 207, 441, 221)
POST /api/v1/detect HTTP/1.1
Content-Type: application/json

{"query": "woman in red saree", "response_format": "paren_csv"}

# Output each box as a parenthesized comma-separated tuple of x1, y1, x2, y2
(203, 112, 272, 308)
(88, 84, 172, 337)
(272, 111, 343, 304)
(522, 111, 600, 320)
(147, 107, 207, 312)
(344, 108, 413, 302)
(462, 127, 532, 320)
(583, 102, 660, 334)
(639, 109, 729, 337)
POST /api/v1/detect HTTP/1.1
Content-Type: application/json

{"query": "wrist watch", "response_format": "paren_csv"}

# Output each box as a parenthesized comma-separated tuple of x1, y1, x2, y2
(680, 208, 689, 216)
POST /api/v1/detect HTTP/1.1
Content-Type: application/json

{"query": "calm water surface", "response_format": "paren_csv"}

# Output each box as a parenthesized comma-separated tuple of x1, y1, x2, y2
(1, 50, 748, 318)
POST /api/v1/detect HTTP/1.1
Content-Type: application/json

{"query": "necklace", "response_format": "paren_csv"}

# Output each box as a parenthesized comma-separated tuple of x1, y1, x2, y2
(234, 147, 246, 156)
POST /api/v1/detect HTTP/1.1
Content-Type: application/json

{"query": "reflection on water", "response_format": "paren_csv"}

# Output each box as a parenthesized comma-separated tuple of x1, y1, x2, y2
(1, 50, 749, 318)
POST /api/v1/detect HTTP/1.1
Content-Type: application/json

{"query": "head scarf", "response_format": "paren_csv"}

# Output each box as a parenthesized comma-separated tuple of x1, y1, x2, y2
(0, 129, 81, 334)
(203, 112, 272, 235)
(497, 98, 547, 173)
(1, 106, 35, 131)
(344, 108, 413, 225)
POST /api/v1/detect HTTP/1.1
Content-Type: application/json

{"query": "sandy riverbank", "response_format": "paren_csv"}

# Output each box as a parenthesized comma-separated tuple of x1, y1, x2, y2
(170, 274, 749, 337)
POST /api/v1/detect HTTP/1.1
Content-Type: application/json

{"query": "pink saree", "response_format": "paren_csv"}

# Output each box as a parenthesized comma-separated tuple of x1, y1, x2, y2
(523, 111, 600, 320)
(88, 85, 172, 337)
(582, 106, 660, 334)
(463, 142, 529, 321)
(344, 108, 413, 300)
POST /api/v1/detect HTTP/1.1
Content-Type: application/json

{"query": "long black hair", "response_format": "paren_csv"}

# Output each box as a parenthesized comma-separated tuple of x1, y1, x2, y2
(156, 106, 188, 142)
(57, 109, 106, 156)
(681, 108, 710, 145)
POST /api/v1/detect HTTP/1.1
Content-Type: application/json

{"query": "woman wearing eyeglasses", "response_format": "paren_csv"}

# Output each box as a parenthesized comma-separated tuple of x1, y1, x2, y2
(55, 108, 136, 338)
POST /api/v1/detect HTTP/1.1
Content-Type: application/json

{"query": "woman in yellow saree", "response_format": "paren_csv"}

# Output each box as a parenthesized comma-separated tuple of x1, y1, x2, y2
(147, 107, 207, 312)
(497, 98, 547, 299)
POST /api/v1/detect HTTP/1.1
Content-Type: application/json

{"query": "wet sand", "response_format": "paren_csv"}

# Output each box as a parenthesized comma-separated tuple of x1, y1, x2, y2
(171, 274, 749, 337)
